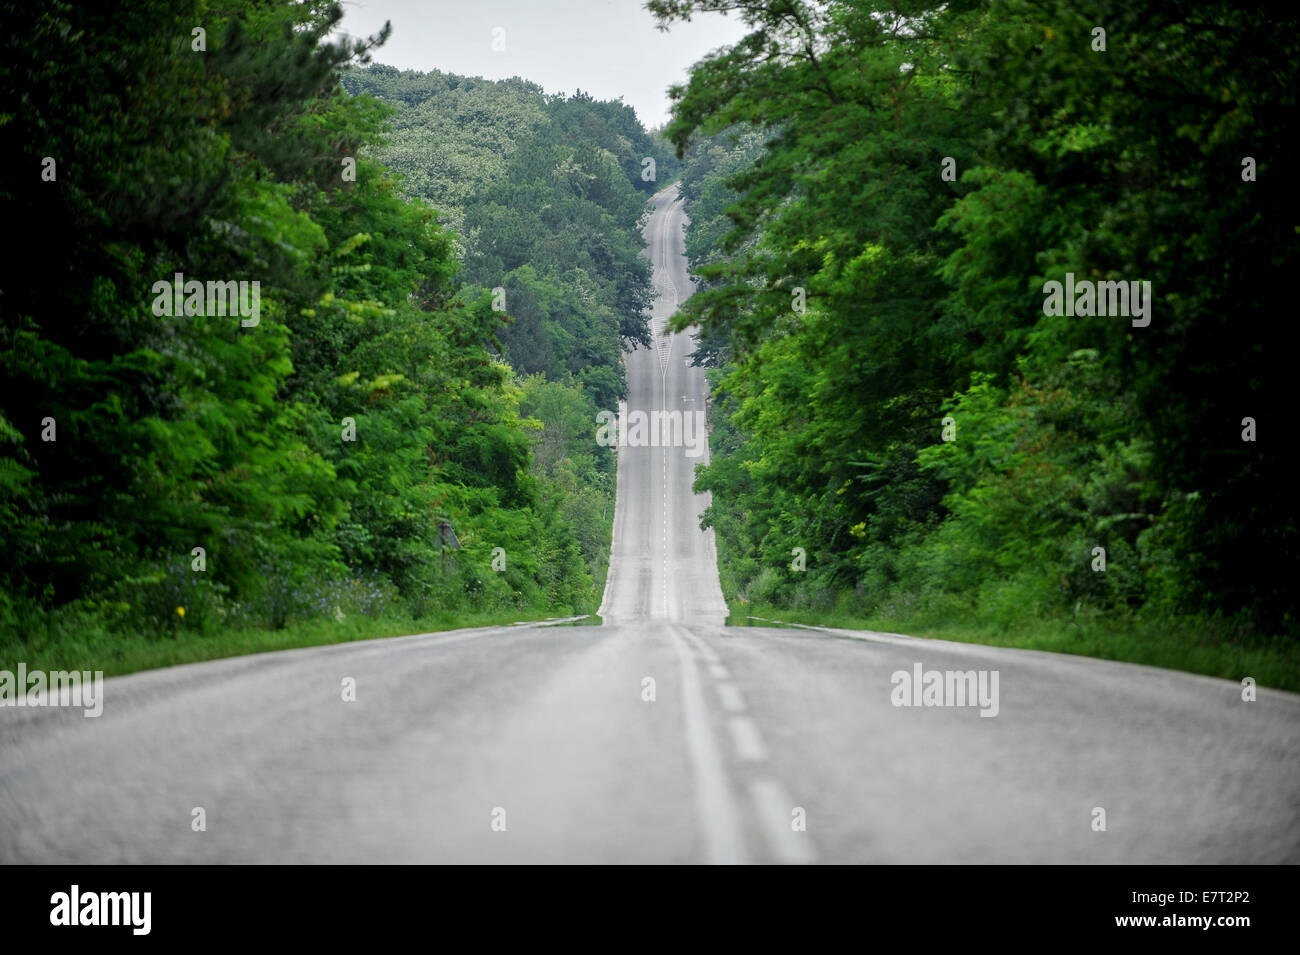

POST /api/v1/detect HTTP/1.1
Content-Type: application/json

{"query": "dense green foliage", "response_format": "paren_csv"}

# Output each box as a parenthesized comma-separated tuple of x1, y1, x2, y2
(342, 66, 679, 410)
(339, 64, 686, 601)
(6, 0, 1290, 687)
(0, 0, 658, 658)
(657, 0, 1298, 655)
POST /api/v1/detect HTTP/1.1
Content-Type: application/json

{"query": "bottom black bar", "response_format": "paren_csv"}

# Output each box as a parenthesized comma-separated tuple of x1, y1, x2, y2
(9, 864, 1288, 941)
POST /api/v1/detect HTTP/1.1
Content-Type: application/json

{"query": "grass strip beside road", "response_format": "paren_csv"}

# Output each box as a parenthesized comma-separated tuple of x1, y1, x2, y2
(730, 603, 1300, 694)
(1, 608, 563, 680)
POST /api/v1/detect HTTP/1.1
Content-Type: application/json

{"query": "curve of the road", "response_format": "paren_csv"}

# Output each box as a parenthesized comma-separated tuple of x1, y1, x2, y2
(2, 184, 1297, 864)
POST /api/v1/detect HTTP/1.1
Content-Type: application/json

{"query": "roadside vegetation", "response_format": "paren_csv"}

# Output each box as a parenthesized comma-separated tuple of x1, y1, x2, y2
(658, 0, 1299, 689)
(0, 1, 669, 676)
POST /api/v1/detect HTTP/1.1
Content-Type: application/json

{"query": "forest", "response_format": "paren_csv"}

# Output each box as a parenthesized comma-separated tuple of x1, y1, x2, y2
(0, 1, 669, 672)
(2, 0, 1296, 689)
(657, 0, 1299, 685)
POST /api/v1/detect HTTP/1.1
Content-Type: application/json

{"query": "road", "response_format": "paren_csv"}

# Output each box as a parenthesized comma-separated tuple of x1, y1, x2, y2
(599, 184, 729, 627)
(1, 184, 1297, 864)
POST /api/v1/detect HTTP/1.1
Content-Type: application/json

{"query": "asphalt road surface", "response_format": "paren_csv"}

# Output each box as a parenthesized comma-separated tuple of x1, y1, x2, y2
(1, 185, 1297, 864)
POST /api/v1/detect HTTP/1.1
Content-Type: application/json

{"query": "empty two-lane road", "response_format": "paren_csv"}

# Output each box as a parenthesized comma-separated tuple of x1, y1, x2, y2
(1, 185, 1297, 864)
(600, 184, 729, 628)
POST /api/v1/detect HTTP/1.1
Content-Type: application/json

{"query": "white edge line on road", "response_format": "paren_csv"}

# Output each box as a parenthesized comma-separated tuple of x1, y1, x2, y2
(596, 413, 625, 621)
(732, 618, 1300, 699)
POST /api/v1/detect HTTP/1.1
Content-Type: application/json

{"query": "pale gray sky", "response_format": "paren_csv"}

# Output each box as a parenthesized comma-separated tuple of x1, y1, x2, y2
(336, 0, 749, 128)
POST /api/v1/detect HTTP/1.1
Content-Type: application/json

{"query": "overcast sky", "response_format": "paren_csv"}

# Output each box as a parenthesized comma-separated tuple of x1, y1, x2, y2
(335, 0, 750, 128)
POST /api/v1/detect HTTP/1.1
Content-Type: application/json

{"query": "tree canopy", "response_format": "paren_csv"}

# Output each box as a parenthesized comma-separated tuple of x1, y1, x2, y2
(0, 1, 663, 648)
(656, 0, 1298, 639)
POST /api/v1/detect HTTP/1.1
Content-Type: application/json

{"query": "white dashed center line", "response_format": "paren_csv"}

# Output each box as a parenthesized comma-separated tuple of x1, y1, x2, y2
(716, 682, 746, 713)
(727, 716, 769, 761)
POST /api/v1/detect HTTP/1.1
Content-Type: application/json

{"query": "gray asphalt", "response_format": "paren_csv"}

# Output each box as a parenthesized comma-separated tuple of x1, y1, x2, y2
(1, 185, 1297, 864)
